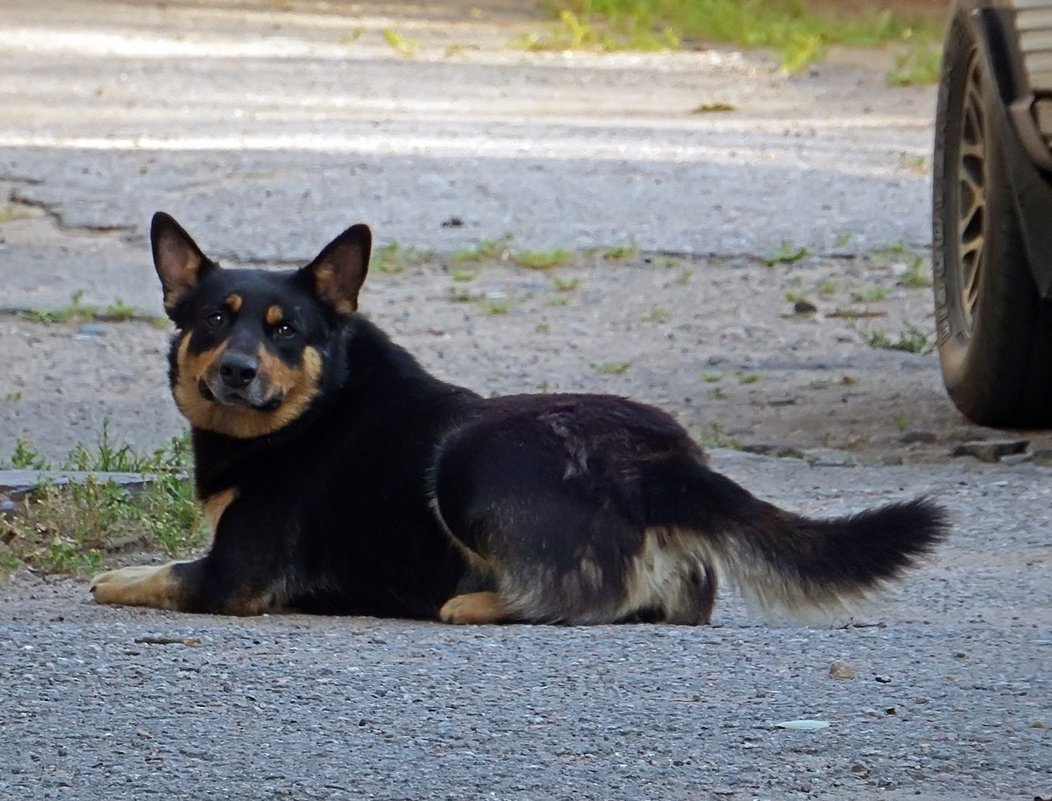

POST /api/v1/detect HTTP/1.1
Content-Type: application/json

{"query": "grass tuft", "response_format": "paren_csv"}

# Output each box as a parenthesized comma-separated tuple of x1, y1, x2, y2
(1, 425, 208, 578)
(536, 0, 940, 72)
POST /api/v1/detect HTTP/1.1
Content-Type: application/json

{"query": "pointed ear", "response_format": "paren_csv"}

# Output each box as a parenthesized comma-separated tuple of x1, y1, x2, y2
(151, 212, 215, 316)
(304, 223, 371, 317)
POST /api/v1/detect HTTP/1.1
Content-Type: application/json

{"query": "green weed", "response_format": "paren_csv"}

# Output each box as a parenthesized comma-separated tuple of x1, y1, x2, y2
(481, 300, 510, 316)
(103, 300, 137, 322)
(452, 234, 514, 264)
(764, 242, 809, 267)
(0, 203, 39, 224)
(862, 324, 933, 355)
(382, 29, 418, 57)
(850, 285, 888, 303)
(692, 102, 736, 114)
(602, 245, 640, 261)
(887, 41, 942, 86)
(552, 276, 580, 292)
(14, 292, 154, 325)
(541, 0, 939, 70)
(18, 290, 96, 324)
(9, 437, 50, 470)
(519, 6, 680, 52)
(448, 287, 478, 303)
(513, 249, 573, 270)
(593, 361, 631, 375)
(899, 256, 932, 289)
(372, 242, 431, 274)
(640, 307, 670, 323)
(697, 421, 741, 450)
(817, 278, 838, 296)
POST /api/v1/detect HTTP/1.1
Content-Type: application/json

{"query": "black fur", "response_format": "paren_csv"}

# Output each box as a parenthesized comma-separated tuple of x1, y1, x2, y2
(89, 214, 948, 624)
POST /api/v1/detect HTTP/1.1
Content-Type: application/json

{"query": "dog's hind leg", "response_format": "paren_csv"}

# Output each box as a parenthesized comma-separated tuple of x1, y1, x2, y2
(430, 413, 695, 625)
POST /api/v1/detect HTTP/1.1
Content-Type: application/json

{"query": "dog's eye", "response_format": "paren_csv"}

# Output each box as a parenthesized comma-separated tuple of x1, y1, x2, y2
(273, 322, 296, 339)
(205, 312, 225, 329)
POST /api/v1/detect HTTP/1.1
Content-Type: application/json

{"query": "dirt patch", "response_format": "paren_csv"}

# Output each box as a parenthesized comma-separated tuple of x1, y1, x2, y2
(3, 247, 1050, 469)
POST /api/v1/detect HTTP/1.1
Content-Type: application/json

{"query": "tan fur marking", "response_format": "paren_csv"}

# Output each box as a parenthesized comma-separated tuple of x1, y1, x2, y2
(90, 563, 183, 610)
(265, 304, 284, 326)
(203, 487, 238, 532)
(439, 591, 511, 624)
(617, 526, 715, 623)
(226, 293, 243, 313)
(173, 331, 323, 438)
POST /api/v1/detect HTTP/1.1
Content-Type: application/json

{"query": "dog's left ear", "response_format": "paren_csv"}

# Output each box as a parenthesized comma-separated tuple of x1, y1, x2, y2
(303, 223, 371, 317)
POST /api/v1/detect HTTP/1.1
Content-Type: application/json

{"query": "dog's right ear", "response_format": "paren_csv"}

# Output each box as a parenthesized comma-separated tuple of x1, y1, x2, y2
(151, 212, 215, 316)
(303, 223, 372, 318)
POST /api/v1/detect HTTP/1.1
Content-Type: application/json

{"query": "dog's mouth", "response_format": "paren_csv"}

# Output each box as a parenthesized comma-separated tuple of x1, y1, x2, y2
(198, 379, 284, 412)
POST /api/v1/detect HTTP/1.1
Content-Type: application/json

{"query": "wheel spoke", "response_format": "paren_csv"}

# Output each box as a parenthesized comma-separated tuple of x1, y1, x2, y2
(954, 50, 987, 331)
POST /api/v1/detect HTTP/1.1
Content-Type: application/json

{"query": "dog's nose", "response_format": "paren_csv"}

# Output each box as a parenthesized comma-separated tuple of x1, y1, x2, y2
(218, 352, 259, 389)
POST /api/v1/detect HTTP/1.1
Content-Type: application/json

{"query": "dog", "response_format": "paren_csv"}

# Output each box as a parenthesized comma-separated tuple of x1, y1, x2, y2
(90, 213, 947, 624)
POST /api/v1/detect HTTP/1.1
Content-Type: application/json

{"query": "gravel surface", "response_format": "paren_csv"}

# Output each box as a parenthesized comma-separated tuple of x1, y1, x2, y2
(3, 453, 1050, 801)
(0, 2, 1050, 799)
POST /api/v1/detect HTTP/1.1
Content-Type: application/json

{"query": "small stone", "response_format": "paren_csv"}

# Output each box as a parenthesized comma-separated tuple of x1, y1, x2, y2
(1031, 720, 1047, 729)
(913, 696, 928, 705)
(829, 659, 855, 680)
(793, 299, 818, 315)
(874, 675, 892, 683)
(804, 448, 856, 467)
(900, 429, 937, 444)
(1001, 452, 1034, 466)
(75, 323, 107, 341)
(851, 763, 870, 779)
(741, 443, 806, 460)
(1032, 449, 1052, 466)
(951, 438, 1028, 462)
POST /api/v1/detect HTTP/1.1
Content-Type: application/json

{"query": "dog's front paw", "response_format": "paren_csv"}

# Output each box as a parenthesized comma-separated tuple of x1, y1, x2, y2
(439, 591, 511, 625)
(90, 563, 182, 610)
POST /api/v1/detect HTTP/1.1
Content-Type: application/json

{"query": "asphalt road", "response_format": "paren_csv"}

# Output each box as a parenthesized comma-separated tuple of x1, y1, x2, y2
(0, 2, 1049, 800)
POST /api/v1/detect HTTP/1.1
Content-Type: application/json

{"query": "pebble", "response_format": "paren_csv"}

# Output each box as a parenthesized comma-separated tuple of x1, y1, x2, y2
(900, 429, 937, 444)
(951, 439, 1029, 463)
(74, 323, 107, 341)
(741, 443, 806, 460)
(829, 659, 855, 680)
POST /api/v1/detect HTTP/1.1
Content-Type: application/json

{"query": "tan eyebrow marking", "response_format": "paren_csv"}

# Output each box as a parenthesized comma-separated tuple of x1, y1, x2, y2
(265, 304, 284, 326)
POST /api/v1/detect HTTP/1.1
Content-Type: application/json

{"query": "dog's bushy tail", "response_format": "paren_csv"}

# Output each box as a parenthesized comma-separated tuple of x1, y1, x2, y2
(644, 456, 949, 614)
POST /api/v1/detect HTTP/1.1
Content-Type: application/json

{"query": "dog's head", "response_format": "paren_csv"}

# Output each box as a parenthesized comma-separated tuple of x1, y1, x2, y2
(151, 212, 371, 439)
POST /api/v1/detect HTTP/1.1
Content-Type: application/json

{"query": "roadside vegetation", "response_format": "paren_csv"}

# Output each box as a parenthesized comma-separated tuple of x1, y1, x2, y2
(1, 425, 206, 578)
(530, 0, 942, 78)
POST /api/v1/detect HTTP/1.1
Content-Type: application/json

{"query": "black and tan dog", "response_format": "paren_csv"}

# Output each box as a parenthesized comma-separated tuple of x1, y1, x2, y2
(91, 213, 947, 624)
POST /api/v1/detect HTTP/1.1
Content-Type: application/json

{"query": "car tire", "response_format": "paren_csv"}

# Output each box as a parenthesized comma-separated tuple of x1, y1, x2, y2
(932, 4, 1052, 427)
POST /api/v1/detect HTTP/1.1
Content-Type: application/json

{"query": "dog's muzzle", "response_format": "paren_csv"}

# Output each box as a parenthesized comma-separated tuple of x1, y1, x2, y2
(200, 352, 283, 411)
